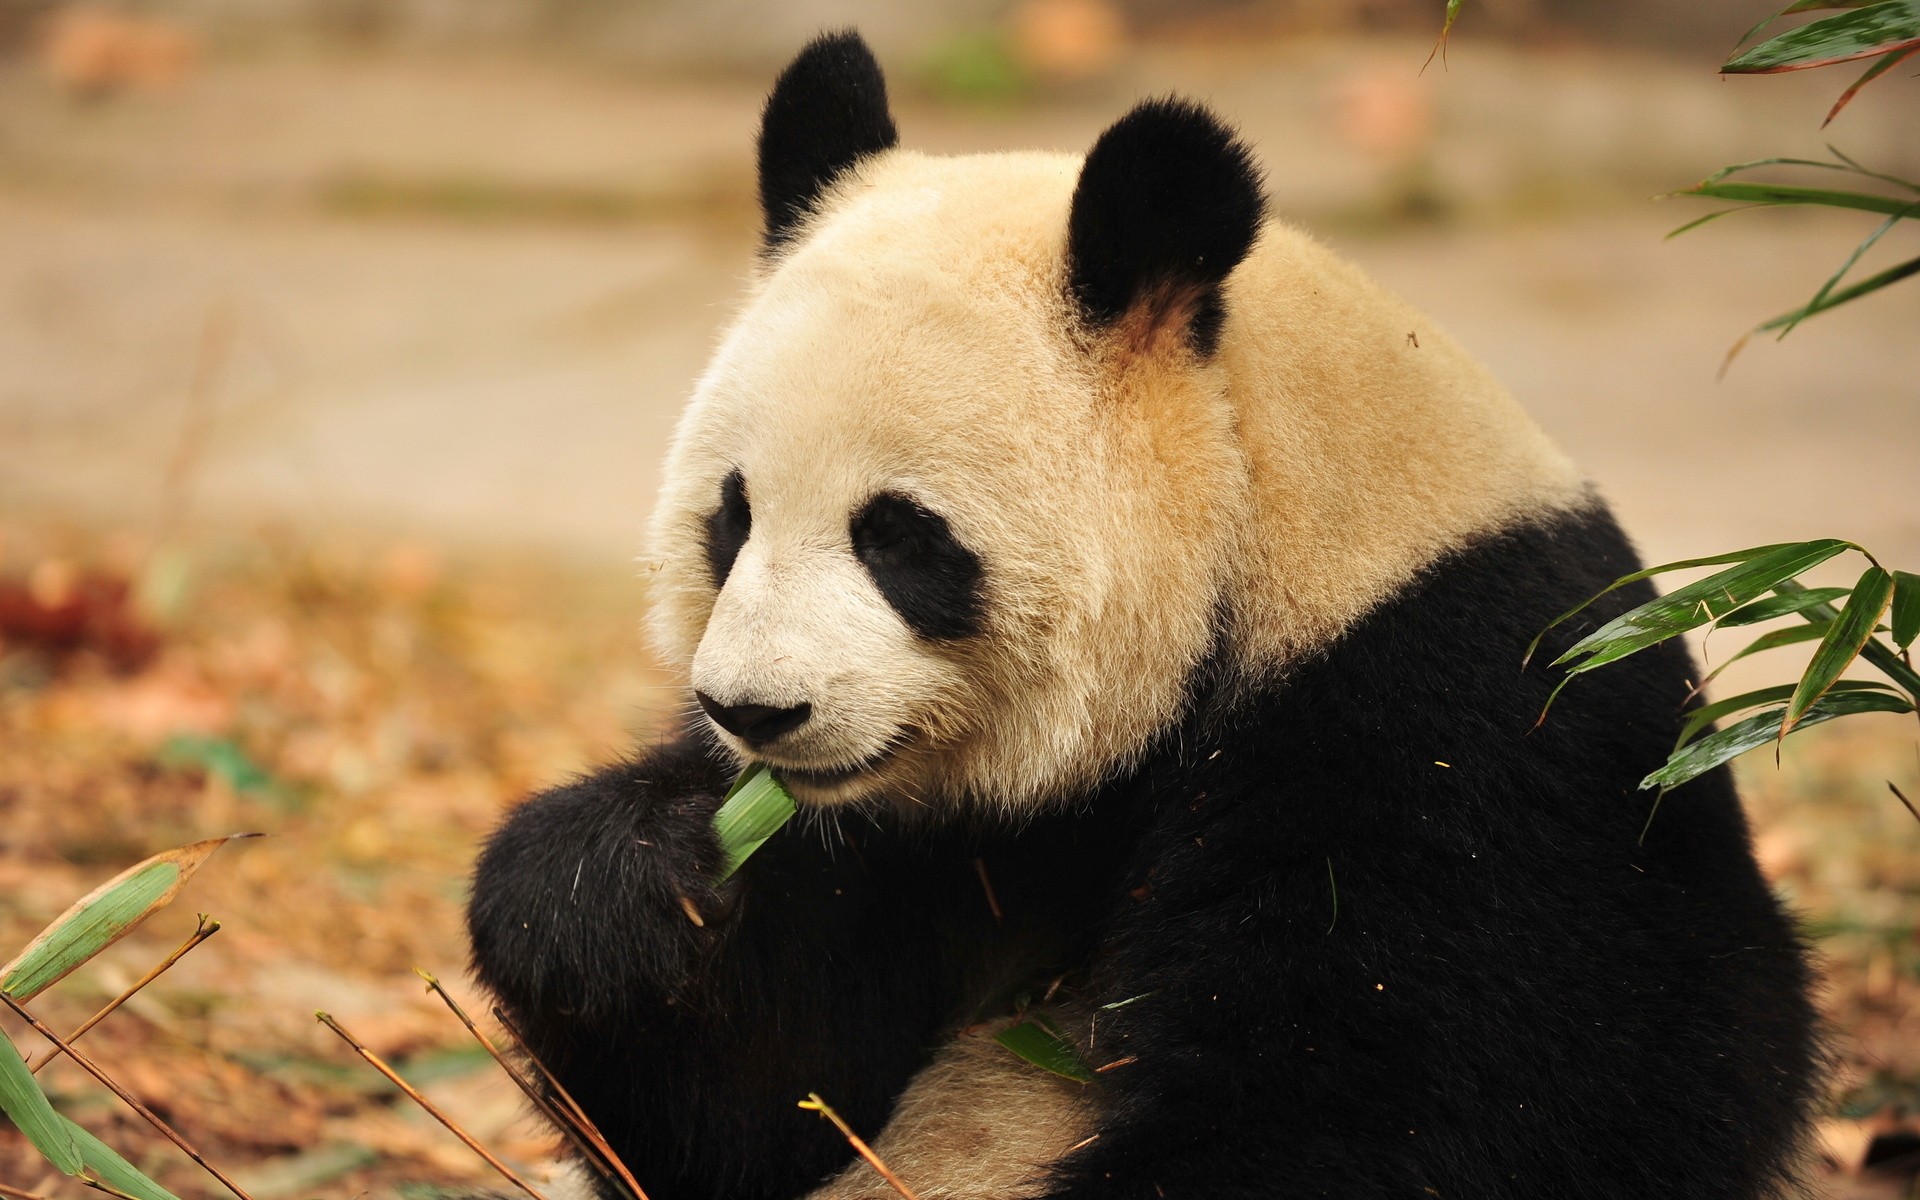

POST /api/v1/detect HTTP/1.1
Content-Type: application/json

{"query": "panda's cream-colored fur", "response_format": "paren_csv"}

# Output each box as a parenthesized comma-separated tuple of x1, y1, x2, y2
(646, 148, 1583, 816)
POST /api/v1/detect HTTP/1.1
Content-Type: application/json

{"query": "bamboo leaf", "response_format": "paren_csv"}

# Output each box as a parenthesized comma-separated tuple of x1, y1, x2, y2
(62, 1117, 182, 1200)
(1676, 679, 1897, 748)
(1524, 544, 1799, 668)
(1551, 540, 1853, 674)
(1785, 567, 1896, 733)
(1892, 570, 1920, 652)
(1679, 180, 1920, 217)
(0, 1030, 83, 1173)
(1751, 252, 1920, 332)
(0, 835, 252, 1002)
(1716, 587, 1851, 627)
(1725, 1, 1920, 73)
(712, 766, 797, 881)
(1695, 622, 1835, 696)
(1737, 0, 1881, 51)
(1779, 202, 1920, 337)
(994, 1020, 1095, 1084)
(1644, 690, 1915, 789)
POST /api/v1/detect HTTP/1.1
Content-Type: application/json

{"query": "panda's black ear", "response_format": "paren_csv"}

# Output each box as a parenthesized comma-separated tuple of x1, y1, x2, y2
(757, 31, 899, 253)
(1066, 98, 1265, 355)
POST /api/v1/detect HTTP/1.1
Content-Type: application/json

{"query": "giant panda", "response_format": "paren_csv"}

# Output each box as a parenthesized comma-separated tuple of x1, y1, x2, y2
(467, 31, 1824, 1200)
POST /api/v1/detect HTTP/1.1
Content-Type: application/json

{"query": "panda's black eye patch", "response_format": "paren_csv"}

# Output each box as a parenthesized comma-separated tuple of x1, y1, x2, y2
(851, 492, 984, 641)
(705, 469, 752, 588)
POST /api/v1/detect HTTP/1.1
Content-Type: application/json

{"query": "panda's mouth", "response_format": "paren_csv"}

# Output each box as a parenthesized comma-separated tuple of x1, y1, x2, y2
(769, 734, 910, 790)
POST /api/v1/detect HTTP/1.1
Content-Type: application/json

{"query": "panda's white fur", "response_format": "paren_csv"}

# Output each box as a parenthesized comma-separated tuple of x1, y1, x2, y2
(646, 149, 1583, 817)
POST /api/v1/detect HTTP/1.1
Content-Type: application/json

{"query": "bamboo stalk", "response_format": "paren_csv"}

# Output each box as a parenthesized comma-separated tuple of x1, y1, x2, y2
(415, 972, 648, 1200)
(29, 916, 220, 1074)
(797, 1093, 921, 1200)
(1, 994, 255, 1200)
(315, 1012, 549, 1200)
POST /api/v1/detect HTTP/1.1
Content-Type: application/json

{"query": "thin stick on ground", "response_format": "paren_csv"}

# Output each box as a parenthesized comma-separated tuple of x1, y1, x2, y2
(29, 916, 220, 1074)
(797, 1093, 921, 1200)
(315, 1011, 550, 1200)
(416, 971, 649, 1200)
(0, 994, 256, 1200)
(0, 1182, 52, 1200)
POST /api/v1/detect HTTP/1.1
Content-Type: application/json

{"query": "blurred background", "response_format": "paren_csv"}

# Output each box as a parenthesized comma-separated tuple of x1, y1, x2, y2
(0, 1, 1916, 1196)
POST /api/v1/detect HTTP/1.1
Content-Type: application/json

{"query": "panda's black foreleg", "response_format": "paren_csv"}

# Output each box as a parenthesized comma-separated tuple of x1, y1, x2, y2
(466, 728, 961, 1200)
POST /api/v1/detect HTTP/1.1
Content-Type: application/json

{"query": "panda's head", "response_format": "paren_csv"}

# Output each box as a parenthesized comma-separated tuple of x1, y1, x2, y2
(645, 32, 1268, 813)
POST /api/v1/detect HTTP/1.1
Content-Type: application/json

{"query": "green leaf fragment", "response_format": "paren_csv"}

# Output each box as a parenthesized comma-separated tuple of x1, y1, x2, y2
(62, 1116, 184, 1200)
(1752, 253, 1920, 332)
(712, 765, 798, 881)
(1551, 540, 1852, 674)
(1524, 543, 1799, 668)
(1643, 690, 1915, 789)
(1891, 571, 1920, 651)
(1, 863, 178, 1002)
(1784, 566, 1896, 733)
(1715, 587, 1851, 627)
(1679, 180, 1920, 217)
(1725, 0, 1920, 73)
(994, 1019, 1096, 1084)
(0, 1029, 83, 1173)
(1675, 679, 1897, 748)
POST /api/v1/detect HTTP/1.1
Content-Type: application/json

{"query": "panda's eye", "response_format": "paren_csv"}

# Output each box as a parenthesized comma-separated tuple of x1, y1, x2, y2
(850, 492, 984, 641)
(705, 469, 751, 588)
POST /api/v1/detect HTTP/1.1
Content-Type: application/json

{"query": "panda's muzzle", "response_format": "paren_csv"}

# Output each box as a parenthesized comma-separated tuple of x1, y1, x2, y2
(696, 691, 812, 748)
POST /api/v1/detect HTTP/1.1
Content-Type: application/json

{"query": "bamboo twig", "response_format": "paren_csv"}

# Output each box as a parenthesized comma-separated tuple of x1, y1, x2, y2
(797, 1093, 921, 1200)
(0, 994, 255, 1200)
(315, 1011, 549, 1200)
(0, 1182, 53, 1200)
(29, 916, 220, 1074)
(489, 1007, 620, 1152)
(416, 972, 648, 1200)
(75, 1178, 142, 1200)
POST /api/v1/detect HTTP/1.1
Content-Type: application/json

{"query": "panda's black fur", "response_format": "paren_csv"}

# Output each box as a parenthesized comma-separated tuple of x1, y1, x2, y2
(467, 31, 1823, 1200)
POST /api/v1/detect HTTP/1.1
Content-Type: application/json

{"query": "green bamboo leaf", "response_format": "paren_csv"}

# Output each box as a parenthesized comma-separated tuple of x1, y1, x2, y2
(994, 1019, 1095, 1084)
(1716, 587, 1851, 627)
(1523, 544, 1797, 668)
(0, 835, 251, 1002)
(1695, 622, 1835, 696)
(1726, 0, 1920, 73)
(0, 1030, 83, 1173)
(1780, 201, 1920, 337)
(1643, 690, 1915, 789)
(712, 765, 797, 881)
(1551, 540, 1853, 674)
(1676, 679, 1897, 748)
(62, 1117, 182, 1200)
(1785, 567, 1896, 733)
(1891, 571, 1920, 652)
(1751, 253, 1920, 332)
(1679, 180, 1920, 217)
(1736, 0, 1880, 51)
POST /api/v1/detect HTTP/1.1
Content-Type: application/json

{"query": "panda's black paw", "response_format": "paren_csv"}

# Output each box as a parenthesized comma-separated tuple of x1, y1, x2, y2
(466, 746, 736, 1026)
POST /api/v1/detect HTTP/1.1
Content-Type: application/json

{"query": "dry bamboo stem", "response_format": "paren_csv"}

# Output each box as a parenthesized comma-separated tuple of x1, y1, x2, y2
(416, 972, 648, 1200)
(797, 1093, 921, 1200)
(0, 1182, 52, 1200)
(315, 1012, 549, 1200)
(28, 917, 220, 1075)
(1, 995, 255, 1200)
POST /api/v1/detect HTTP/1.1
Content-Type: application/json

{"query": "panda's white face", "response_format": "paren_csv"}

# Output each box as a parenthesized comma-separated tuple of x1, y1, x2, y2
(646, 151, 1249, 813)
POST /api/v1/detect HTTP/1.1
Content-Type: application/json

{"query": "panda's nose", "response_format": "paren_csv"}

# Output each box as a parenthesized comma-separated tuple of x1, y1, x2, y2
(696, 691, 812, 746)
